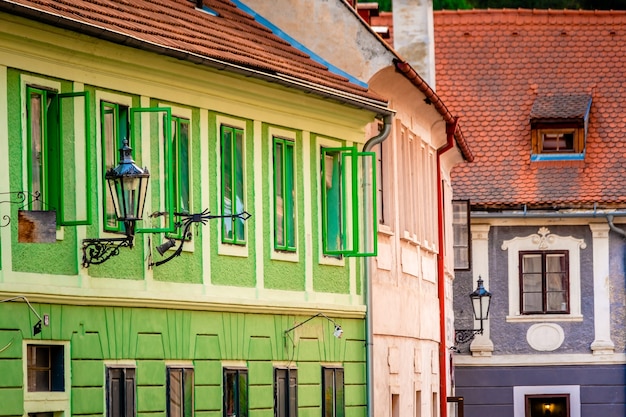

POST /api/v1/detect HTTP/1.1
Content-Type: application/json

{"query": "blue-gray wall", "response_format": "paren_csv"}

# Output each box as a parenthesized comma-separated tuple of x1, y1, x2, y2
(454, 224, 626, 355)
(454, 364, 626, 417)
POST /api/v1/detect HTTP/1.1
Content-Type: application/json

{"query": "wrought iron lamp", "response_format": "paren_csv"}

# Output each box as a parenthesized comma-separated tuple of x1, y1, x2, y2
(149, 209, 251, 267)
(0, 296, 49, 335)
(284, 312, 343, 341)
(454, 277, 492, 345)
(82, 140, 149, 267)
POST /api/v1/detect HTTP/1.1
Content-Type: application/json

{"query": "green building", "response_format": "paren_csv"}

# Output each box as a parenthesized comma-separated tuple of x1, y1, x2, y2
(0, 1, 392, 416)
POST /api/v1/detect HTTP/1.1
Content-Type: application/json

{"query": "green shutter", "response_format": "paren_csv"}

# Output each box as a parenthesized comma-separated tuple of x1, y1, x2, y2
(321, 147, 377, 257)
(57, 91, 92, 226)
(133, 107, 174, 234)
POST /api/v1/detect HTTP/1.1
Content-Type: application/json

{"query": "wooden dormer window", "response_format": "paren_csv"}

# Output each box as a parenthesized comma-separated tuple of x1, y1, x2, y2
(530, 94, 592, 161)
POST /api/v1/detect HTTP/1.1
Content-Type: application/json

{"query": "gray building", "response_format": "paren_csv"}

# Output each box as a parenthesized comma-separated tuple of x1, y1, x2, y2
(434, 9, 626, 417)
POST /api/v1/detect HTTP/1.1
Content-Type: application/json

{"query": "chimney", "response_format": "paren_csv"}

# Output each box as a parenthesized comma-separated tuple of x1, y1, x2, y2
(392, 0, 436, 88)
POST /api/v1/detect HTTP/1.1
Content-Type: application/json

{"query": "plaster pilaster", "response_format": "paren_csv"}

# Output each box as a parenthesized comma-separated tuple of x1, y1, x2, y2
(469, 224, 494, 356)
(588, 223, 615, 354)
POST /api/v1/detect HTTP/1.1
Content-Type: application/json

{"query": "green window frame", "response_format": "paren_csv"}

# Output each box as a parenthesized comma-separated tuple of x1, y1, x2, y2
(320, 147, 377, 257)
(101, 101, 129, 233)
(224, 368, 248, 417)
(273, 137, 296, 252)
(166, 116, 191, 240)
(220, 125, 245, 245)
(167, 367, 194, 417)
(322, 367, 344, 417)
(26, 85, 91, 225)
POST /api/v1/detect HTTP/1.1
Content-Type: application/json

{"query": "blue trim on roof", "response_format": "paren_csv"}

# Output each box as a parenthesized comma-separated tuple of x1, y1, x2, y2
(531, 152, 585, 162)
(233, 0, 369, 89)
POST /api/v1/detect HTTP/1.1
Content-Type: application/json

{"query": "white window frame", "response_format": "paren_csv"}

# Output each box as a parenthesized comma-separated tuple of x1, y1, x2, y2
(502, 227, 585, 322)
(513, 385, 580, 417)
(23, 340, 70, 416)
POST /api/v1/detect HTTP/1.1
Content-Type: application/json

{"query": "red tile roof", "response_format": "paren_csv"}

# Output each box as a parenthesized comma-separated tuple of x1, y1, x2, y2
(434, 9, 626, 209)
(0, 0, 389, 113)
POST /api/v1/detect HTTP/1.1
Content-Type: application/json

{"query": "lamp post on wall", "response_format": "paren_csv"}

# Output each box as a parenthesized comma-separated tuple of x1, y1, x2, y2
(454, 277, 492, 346)
(82, 140, 149, 267)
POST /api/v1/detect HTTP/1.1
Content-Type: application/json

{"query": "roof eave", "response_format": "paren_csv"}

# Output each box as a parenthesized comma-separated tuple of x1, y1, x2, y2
(0, 0, 393, 117)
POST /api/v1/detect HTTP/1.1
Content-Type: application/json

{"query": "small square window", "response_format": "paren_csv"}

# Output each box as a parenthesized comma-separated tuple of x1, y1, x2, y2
(27, 344, 64, 392)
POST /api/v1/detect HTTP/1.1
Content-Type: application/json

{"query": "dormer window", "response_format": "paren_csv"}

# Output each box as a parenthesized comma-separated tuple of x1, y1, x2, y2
(530, 94, 592, 161)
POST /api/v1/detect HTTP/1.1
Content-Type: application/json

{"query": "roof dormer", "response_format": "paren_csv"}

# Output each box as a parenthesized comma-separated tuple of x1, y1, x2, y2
(530, 94, 592, 162)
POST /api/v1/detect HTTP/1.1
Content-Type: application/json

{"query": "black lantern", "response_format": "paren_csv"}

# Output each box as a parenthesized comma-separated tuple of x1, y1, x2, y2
(454, 277, 492, 346)
(470, 277, 492, 322)
(82, 140, 149, 267)
(105, 140, 150, 236)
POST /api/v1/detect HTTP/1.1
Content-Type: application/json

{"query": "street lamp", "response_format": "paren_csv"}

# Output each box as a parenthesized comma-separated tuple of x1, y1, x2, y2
(82, 140, 149, 267)
(454, 277, 492, 345)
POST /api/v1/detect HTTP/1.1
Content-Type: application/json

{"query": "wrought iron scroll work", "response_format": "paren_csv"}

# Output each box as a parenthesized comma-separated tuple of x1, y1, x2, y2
(454, 328, 484, 345)
(82, 236, 133, 268)
(150, 209, 251, 267)
(0, 191, 45, 227)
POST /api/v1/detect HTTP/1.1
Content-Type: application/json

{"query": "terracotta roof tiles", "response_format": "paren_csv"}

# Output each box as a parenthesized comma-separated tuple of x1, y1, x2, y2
(1, 0, 387, 108)
(434, 9, 626, 209)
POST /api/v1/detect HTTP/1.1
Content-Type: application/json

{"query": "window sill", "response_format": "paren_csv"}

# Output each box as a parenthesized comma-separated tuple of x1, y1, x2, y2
(400, 231, 419, 246)
(218, 242, 248, 258)
(271, 250, 298, 263)
(530, 153, 585, 162)
(378, 224, 394, 237)
(506, 314, 583, 323)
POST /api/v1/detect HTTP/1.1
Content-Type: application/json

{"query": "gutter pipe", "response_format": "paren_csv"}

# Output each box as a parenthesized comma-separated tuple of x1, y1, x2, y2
(363, 113, 394, 417)
(472, 208, 626, 238)
(436, 118, 459, 417)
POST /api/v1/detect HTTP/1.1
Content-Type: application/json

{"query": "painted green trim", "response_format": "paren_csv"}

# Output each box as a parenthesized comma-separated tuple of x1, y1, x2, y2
(166, 116, 191, 240)
(26, 86, 52, 211)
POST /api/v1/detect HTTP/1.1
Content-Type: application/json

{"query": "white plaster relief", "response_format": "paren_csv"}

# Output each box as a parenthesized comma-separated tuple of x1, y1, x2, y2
(526, 323, 565, 351)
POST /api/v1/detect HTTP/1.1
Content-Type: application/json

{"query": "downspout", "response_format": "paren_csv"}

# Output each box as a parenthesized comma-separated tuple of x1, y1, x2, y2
(363, 113, 393, 417)
(436, 118, 459, 417)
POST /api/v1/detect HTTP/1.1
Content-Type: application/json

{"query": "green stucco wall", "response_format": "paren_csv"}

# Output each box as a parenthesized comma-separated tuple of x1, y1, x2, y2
(0, 303, 366, 417)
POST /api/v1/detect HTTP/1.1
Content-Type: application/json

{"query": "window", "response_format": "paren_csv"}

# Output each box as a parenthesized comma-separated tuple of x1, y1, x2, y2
(273, 137, 296, 252)
(452, 200, 471, 270)
(107, 367, 136, 417)
(27, 344, 64, 392)
(167, 116, 191, 239)
(101, 101, 129, 232)
(525, 394, 570, 417)
(224, 368, 247, 417)
(320, 145, 377, 257)
(167, 367, 194, 417)
(530, 94, 591, 161)
(322, 367, 344, 417)
(25, 82, 91, 225)
(520, 251, 569, 314)
(221, 125, 246, 245)
(274, 368, 297, 417)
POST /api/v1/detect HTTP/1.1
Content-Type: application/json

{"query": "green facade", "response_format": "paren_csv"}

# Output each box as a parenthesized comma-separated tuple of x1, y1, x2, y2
(0, 7, 378, 417)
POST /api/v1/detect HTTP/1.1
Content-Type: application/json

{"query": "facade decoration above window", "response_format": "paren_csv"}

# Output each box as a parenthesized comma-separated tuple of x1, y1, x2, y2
(530, 94, 592, 162)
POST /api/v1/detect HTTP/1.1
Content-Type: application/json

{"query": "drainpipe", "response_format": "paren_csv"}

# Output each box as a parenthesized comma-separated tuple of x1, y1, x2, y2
(363, 113, 393, 417)
(436, 118, 459, 417)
